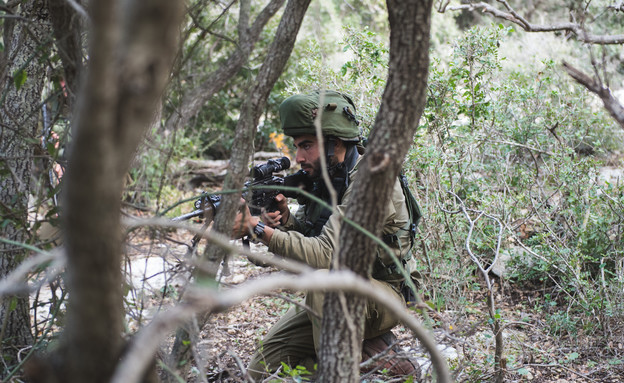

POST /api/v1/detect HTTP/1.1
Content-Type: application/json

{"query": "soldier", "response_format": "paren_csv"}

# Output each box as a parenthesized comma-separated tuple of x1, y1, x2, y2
(232, 90, 419, 380)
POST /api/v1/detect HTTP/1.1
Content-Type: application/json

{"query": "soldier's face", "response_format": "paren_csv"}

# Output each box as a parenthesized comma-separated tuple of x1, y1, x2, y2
(293, 134, 322, 177)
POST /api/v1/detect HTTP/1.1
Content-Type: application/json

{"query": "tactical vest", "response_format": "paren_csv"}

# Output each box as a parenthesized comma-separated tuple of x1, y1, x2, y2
(296, 149, 422, 284)
(372, 172, 422, 284)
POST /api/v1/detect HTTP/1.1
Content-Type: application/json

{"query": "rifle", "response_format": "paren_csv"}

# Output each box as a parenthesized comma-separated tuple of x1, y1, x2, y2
(172, 157, 302, 222)
(171, 156, 308, 252)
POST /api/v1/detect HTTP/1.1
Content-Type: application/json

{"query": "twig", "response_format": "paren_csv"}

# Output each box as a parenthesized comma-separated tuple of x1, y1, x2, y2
(111, 271, 451, 383)
(562, 61, 624, 129)
(227, 349, 254, 383)
(64, 0, 89, 21)
(440, 1, 624, 44)
(123, 216, 316, 275)
(490, 139, 556, 157)
(0, 244, 65, 297)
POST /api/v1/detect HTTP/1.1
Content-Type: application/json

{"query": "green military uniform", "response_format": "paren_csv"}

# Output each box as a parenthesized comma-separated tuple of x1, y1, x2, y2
(247, 91, 414, 379)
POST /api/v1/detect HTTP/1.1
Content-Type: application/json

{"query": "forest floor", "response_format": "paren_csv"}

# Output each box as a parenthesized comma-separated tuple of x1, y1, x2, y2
(121, 229, 624, 383)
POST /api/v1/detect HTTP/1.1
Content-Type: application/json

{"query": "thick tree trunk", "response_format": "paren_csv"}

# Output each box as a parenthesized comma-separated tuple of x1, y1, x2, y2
(18, 1, 183, 382)
(0, 0, 51, 373)
(318, 1, 433, 381)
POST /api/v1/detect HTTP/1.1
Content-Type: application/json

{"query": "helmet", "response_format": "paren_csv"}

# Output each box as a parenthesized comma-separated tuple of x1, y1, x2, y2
(279, 90, 361, 142)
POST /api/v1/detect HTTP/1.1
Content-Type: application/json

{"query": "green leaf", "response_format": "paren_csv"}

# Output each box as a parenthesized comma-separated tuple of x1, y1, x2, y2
(566, 352, 579, 361)
(517, 368, 529, 375)
(9, 297, 18, 312)
(46, 141, 58, 157)
(13, 69, 27, 90)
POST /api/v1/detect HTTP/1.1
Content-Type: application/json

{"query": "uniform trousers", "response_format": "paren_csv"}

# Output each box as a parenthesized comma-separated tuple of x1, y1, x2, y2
(247, 276, 403, 379)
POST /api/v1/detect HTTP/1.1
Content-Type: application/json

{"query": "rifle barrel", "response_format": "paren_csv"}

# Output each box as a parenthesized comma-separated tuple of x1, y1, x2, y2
(171, 209, 205, 221)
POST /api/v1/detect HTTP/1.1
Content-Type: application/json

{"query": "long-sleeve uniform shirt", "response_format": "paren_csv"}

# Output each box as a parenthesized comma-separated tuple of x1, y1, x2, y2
(267, 162, 413, 283)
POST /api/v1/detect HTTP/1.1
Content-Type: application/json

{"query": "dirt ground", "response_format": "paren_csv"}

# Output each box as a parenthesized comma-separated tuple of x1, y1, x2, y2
(121, 229, 624, 383)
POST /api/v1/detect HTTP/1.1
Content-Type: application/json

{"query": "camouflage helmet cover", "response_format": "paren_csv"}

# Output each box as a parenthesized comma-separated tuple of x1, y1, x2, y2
(279, 90, 361, 142)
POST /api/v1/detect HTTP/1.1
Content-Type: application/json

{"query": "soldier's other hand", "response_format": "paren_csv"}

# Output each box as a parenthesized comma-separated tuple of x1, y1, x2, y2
(263, 210, 282, 228)
(263, 194, 289, 226)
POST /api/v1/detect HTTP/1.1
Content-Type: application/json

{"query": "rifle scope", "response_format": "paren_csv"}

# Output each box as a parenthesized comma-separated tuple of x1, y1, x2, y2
(251, 156, 291, 179)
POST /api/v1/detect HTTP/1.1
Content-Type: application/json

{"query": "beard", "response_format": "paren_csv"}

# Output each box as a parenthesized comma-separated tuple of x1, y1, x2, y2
(308, 158, 322, 179)
(299, 157, 322, 179)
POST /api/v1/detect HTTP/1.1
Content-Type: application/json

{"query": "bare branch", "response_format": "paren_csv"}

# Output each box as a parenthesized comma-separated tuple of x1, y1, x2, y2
(440, 1, 624, 45)
(446, 191, 504, 289)
(0, 248, 65, 297)
(123, 216, 316, 275)
(490, 139, 556, 157)
(164, 0, 286, 132)
(111, 271, 451, 383)
(562, 61, 624, 129)
(63, 0, 89, 21)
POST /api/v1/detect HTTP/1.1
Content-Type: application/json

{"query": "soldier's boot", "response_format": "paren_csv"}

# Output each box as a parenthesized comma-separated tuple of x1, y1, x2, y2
(360, 331, 420, 377)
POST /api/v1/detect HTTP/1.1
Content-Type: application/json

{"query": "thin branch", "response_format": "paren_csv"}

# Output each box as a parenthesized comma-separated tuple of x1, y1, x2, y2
(111, 270, 451, 383)
(490, 139, 556, 157)
(562, 61, 624, 129)
(63, 0, 89, 21)
(440, 1, 624, 44)
(164, 0, 286, 132)
(123, 216, 316, 275)
(0, 243, 65, 297)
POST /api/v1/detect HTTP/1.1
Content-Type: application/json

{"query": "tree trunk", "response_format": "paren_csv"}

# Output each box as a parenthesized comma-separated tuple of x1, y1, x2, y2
(318, 1, 433, 381)
(166, 1, 311, 378)
(164, 0, 286, 132)
(204, 0, 313, 276)
(0, 0, 51, 373)
(20, 1, 183, 382)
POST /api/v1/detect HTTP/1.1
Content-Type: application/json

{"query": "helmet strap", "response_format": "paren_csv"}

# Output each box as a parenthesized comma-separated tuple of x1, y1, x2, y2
(320, 139, 359, 204)
(325, 136, 336, 162)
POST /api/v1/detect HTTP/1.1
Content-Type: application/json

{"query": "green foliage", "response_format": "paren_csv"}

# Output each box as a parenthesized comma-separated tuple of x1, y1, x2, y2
(162, 2, 291, 160)
(159, 284, 179, 299)
(281, 24, 388, 136)
(546, 310, 579, 338)
(406, 23, 624, 334)
(126, 123, 197, 208)
(13, 69, 27, 90)
(277, 362, 313, 382)
(340, 26, 388, 87)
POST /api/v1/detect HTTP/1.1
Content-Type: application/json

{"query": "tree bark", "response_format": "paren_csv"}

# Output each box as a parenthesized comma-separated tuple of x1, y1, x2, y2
(164, 0, 286, 132)
(166, 1, 311, 378)
(23, 0, 183, 382)
(318, 1, 433, 381)
(0, 0, 51, 373)
(205, 0, 312, 274)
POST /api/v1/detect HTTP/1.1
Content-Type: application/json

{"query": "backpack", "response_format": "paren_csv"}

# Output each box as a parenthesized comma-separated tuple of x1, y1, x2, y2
(374, 171, 423, 283)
